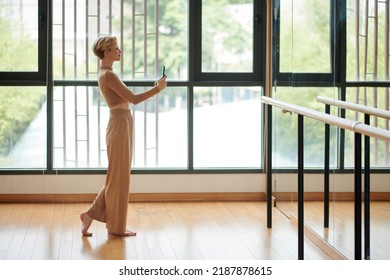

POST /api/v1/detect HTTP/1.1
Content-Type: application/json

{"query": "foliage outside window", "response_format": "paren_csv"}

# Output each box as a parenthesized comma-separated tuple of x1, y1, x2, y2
(347, 0, 390, 81)
(0, 1, 38, 72)
(344, 1, 390, 168)
(201, 0, 253, 73)
(2, 0, 390, 171)
(345, 87, 390, 168)
(52, 0, 188, 81)
(278, 0, 332, 73)
(0, 87, 46, 168)
(0, 0, 46, 169)
(272, 87, 338, 168)
(51, 0, 190, 169)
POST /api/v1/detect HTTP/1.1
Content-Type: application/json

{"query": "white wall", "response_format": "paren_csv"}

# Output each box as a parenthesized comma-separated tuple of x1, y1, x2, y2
(0, 173, 388, 194)
(273, 173, 389, 192)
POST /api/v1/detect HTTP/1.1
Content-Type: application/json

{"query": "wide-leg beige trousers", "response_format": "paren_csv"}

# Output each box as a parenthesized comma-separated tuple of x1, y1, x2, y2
(86, 109, 133, 234)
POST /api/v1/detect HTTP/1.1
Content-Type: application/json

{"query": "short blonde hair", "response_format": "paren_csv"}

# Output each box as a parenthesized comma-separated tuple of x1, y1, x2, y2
(92, 36, 118, 59)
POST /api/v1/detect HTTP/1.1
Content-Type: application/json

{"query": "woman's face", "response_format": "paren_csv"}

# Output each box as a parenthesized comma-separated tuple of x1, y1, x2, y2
(106, 44, 121, 61)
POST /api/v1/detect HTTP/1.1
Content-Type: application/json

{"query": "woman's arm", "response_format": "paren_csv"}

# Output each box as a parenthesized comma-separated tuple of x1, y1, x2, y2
(105, 71, 167, 105)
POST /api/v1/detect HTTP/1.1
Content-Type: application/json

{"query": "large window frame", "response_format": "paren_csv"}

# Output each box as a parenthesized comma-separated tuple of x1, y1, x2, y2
(272, 0, 390, 172)
(2, 0, 389, 174)
(0, 0, 265, 174)
(0, 0, 48, 174)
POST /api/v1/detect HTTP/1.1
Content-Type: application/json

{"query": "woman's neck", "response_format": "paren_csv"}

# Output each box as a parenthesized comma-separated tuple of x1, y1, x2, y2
(99, 65, 113, 70)
(100, 58, 113, 70)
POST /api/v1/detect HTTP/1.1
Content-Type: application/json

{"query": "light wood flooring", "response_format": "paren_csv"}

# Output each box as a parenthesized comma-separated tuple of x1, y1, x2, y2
(0, 201, 334, 260)
(276, 201, 390, 260)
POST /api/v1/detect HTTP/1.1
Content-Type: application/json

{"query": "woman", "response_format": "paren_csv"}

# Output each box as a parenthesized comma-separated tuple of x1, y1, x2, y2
(80, 36, 167, 237)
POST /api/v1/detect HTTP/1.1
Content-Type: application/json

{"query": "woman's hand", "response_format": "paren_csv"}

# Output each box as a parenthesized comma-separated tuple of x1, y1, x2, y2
(155, 76, 167, 92)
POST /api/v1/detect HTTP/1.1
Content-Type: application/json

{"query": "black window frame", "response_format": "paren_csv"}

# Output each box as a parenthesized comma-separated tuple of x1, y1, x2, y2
(0, 0, 48, 85)
(272, 0, 341, 86)
(193, 0, 263, 82)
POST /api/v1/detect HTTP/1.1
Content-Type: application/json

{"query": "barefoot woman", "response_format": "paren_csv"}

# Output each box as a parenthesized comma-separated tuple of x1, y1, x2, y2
(80, 36, 167, 237)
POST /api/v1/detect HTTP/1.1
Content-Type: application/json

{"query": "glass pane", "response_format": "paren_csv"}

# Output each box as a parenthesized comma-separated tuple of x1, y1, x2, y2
(0, 87, 46, 168)
(279, 0, 331, 73)
(53, 0, 188, 81)
(345, 87, 390, 168)
(132, 87, 188, 169)
(0, 0, 38, 71)
(53, 86, 103, 169)
(273, 87, 338, 168)
(194, 87, 261, 168)
(347, 0, 390, 81)
(53, 86, 187, 169)
(201, 0, 253, 73)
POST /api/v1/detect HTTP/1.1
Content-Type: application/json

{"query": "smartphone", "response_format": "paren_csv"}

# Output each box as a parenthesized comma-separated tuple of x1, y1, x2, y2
(162, 65, 166, 77)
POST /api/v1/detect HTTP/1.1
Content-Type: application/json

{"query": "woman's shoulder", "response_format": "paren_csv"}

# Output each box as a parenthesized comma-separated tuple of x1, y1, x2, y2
(100, 69, 116, 76)
(100, 69, 120, 82)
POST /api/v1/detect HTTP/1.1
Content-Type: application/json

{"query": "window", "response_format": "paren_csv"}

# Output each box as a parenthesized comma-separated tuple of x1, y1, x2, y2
(272, 87, 339, 168)
(201, 0, 254, 73)
(344, 0, 390, 168)
(195, 0, 261, 81)
(0, 0, 47, 82)
(193, 87, 262, 169)
(347, 0, 390, 81)
(345, 87, 390, 168)
(52, 86, 188, 169)
(52, 0, 188, 81)
(0, 0, 47, 171)
(7, 1, 382, 172)
(51, 0, 189, 169)
(0, 87, 46, 169)
(132, 87, 188, 169)
(50, 0, 263, 171)
(271, 0, 339, 169)
(274, 0, 335, 83)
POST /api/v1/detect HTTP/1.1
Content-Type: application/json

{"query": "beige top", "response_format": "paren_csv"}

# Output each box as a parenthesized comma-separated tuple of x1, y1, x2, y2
(98, 66, 160, 110)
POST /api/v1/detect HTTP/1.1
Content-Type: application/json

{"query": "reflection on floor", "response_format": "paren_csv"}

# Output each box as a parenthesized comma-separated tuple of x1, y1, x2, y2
(276, 201, 390, 260)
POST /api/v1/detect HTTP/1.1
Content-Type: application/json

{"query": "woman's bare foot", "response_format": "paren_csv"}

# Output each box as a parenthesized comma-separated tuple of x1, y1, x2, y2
(80, 212, 93, 237)
(108, 229, 136, 237)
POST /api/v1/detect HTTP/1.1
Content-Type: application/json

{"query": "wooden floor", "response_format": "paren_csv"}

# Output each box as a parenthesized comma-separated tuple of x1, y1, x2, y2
(0, 201, 333, 260)
(277, 201, 390, 260)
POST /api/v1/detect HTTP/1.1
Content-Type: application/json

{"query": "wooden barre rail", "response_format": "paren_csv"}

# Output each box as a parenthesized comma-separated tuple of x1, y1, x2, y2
(317, 96, 390, 120)
(261, 96, 390, 141)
